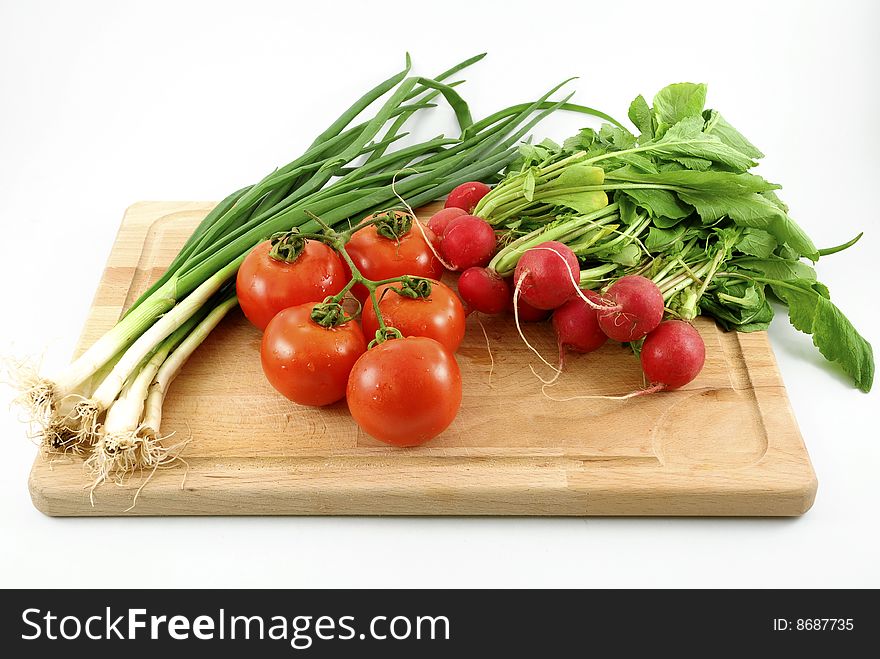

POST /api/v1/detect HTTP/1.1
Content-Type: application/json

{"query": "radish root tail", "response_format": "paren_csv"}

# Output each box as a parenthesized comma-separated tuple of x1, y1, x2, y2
(541, 382, 665, 402)
(513, 271, 561, 384)
(476, 317, 495, 388)
(540, 347, 566, 387)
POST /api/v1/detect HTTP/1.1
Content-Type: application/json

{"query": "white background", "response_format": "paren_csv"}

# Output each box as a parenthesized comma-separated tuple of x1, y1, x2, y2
(1, 0, 878, 588)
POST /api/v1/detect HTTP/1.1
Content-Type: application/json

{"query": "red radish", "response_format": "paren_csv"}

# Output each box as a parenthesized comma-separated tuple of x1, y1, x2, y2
(597, 275, 664, 342)
(440, 215, 496, 270)
(458, 267, 509, 315)
(552, 290, 608, 359)
(640, 320, 706, 389)
(510, 295, 551, 322)
(445, 181, 491, 213)
(512, 241, 581, 310)
(504, 277, 551, 321)
(427, 207, 467, 237)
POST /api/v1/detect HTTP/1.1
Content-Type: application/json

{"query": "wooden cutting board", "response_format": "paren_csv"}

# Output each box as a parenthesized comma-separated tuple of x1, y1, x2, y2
(28, 202, 817, 516)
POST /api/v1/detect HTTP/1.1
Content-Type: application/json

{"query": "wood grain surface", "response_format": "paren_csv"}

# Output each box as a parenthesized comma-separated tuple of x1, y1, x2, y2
(28, 202, 818, 516)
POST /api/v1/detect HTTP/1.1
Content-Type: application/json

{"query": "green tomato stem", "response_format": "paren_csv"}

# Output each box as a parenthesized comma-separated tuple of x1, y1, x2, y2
(312, 222, 422, 337)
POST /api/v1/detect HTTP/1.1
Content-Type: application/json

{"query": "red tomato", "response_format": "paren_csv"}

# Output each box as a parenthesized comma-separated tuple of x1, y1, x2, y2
(237, 239, 347, 331)
(445, 181, 491, 213)
(361, 279, 466, 353)
(261, 303, 367, 406)
(345, 212, 444, 304)
(346, 337, 462, 447)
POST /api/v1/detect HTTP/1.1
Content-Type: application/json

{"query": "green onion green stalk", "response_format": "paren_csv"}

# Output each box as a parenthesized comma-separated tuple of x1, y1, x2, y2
(20, 54, 616, 483)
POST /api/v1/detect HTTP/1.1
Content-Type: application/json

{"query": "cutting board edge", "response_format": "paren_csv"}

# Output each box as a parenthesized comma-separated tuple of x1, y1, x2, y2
(29, 451, 817, 517)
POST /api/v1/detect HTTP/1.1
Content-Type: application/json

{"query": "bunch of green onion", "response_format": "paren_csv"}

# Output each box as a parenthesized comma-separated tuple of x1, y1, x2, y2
(19, 54, 611, 486)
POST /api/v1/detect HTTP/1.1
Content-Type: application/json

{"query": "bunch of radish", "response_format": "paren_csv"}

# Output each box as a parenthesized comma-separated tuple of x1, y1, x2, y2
(427, 208, 707, 392)
(249, 176, 707, 453)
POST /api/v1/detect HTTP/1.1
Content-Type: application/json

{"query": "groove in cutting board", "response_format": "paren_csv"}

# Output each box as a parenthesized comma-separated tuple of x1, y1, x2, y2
(28, 202, 817, 516)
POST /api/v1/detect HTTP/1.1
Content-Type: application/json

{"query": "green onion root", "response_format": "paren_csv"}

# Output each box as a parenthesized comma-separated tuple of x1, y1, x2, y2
(88, 295, 239, 488)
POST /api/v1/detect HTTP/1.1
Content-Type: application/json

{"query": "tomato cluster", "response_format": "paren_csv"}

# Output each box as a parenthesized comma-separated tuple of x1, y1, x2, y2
(237, 211, 465, 447)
